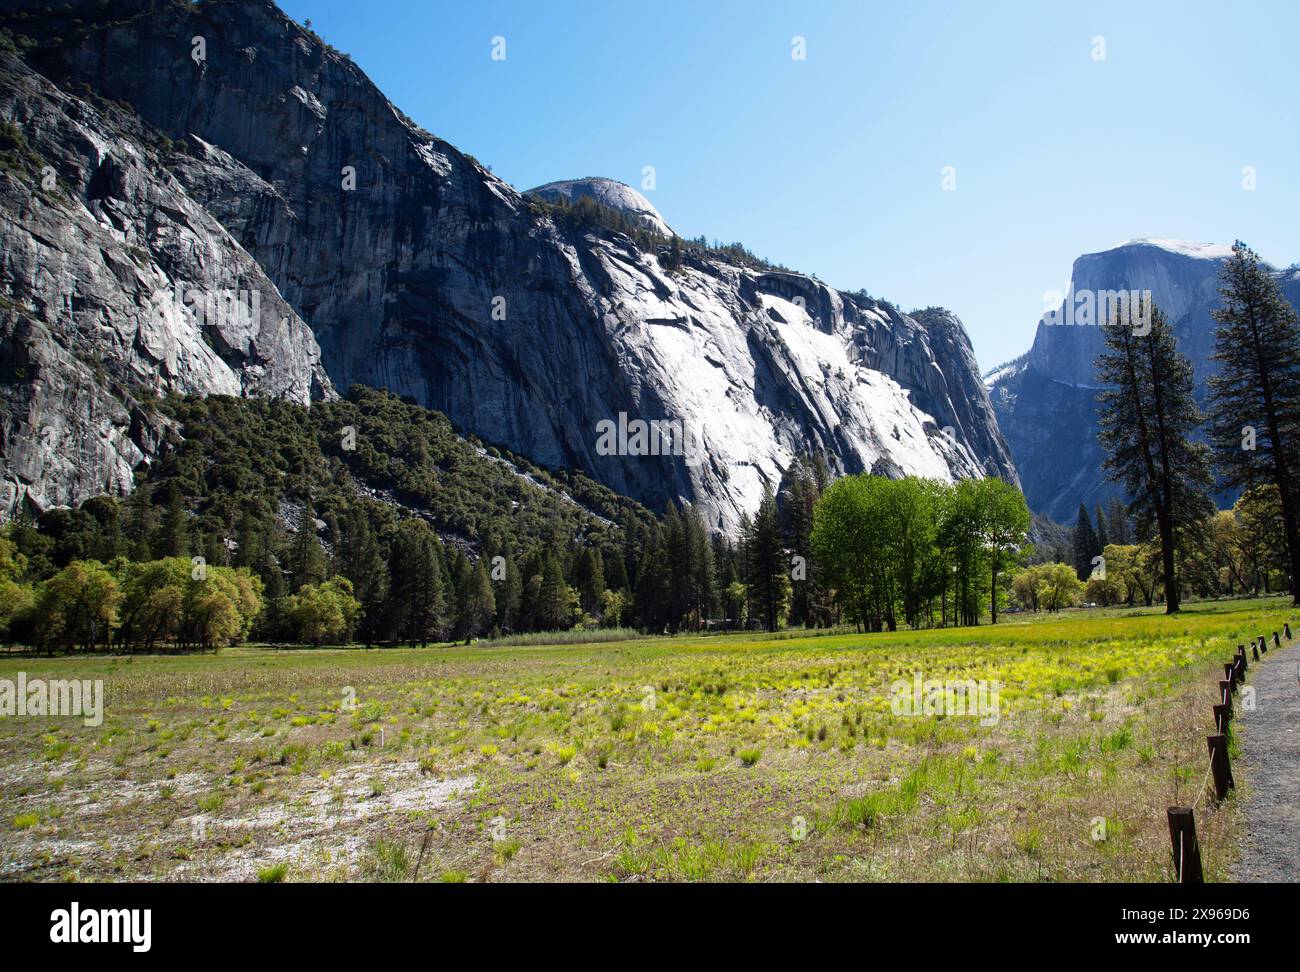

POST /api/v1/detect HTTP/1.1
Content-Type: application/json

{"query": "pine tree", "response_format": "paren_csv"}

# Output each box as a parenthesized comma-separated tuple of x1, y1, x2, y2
(1093, 503, 1109, 551)
(257, 545, 289, 642)
(1106, 496, 1131, 546)
(384, 521, 445, 646)
(634, 530, 670, 632)
(1097, 302, 1214, 612)
(232, 510, 263, 571)
(745, 485, 789, 632)
(1072, 503, 1101, 581)
(1207, 241, 1300, 604)
(517, 549, 545, 631)
(571, 547, 605, 617)
(455, 559, 496, 642)
(491, 547, 522, 634)
(289, 500, 328, 592)
(685, 505, 716, 628)
(339, 506, 388, 645)
(536, 552, 571, 631)
(782, 457, 818, 627)
(155, 483, 189, 559)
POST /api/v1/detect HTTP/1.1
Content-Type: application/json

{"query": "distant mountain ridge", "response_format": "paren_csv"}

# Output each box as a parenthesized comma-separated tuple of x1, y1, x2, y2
(0, 0, 1017, 534)
(988, 238, 1300, 522)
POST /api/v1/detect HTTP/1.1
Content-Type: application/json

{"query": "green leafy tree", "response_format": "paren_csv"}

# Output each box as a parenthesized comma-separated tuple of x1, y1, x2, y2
(1037, 562, 1085, 611)
(0, 533, 33, 641)
(974, 477, 1031, 623)
(33, 561, 122, 653)
(939, 479, 989, 627)
(288, 576, 361, 646)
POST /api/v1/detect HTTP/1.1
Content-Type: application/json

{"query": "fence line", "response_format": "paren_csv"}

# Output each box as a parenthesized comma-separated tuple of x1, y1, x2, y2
(1167, 619, 1294, 883)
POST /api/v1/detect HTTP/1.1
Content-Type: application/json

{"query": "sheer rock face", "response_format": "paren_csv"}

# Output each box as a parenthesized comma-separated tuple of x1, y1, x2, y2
(0, 43, 332, 516)
(988, 240, 1300, 522)
(2, 0, 1016, 533)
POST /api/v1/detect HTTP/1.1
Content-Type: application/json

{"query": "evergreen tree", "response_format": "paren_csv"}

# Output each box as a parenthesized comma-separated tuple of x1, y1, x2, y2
(257, 546, 289, 642)
(492, 550, 523, 634)
(1106, 496, 1132, 546)
(1093, 502, 1109, 551)
(1072, 503, 1102, 581)
(745, 485, 789, 632)
(517, 549, 545, 632)
(289, 500, 328, 592)
(603, 546, 629, 594)
(232, 510, 264, 571)
(1207, 241, 1300, 603)
(122, 482, 154, 561)
(455, 558, 496, 642)
(782, 457, 819, 627)
(684, 505, 716, 629)
(1097, 302, 1213, 612)
(635, 533, 671, 632)
(155, 483, 189, 559)
(339, 506, 388, 646)
(536, 552, 571, 631)
(571, 546, 606, 617)
(384, 521, 445, 646)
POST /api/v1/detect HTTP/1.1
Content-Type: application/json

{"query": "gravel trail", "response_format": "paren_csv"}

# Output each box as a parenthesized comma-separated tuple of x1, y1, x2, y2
(1232, 629, 1300, 883)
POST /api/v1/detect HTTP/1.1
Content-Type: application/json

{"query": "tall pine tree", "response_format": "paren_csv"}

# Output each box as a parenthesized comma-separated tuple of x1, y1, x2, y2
(1207, 241, 1300, 604)
(1072, 503, 1101, 581)
(1097, 302, 1213, 612)
(745, 485, 789, 632)
(1093, 502, 1109, 550)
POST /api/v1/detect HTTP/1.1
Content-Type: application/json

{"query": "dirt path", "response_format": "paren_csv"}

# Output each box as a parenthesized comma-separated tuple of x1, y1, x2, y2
(1232, 630, 1300, 883)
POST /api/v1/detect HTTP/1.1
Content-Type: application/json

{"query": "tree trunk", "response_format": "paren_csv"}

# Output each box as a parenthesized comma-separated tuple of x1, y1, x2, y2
(990, 563, 999, 624)
(1158, 512, 1180, 613)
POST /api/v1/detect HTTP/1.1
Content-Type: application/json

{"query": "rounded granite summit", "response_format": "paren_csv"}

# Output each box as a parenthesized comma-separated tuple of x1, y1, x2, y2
(524, 177, 672, 237)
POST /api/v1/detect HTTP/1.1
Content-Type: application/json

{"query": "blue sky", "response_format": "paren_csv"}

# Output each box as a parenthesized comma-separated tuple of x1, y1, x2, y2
(279, 0, 1300, 370)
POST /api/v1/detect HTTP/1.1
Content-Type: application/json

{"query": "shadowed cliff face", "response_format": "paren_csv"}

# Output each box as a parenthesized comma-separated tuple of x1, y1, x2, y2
(2, 0, 1017, 532)
(989, 240, 1300, 522)
(0, 30, 332, 515)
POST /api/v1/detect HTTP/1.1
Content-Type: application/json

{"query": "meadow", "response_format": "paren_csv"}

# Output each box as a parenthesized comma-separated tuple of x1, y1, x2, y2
(1, 597, 1293, 883)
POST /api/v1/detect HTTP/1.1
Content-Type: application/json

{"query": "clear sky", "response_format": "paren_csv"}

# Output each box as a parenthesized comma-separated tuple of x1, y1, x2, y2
(278, 0, 1300, 371)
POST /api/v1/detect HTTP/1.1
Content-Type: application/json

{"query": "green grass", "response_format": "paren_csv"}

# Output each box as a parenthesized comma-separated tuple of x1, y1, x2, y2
(0, 595, 1292, 882)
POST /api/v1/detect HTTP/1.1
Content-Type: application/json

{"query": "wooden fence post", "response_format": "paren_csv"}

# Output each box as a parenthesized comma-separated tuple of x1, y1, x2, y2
(1285, 622, 1292, 640)
(1224, 662, 1237, 686)
(1207, 734, 1234, 799)
(1259, 635, 1268, 655)
(1213, 702, 1229, 734)
(1236, 648, 1247, 676)
(1167, 807, 1204, 883)
(1273, 632, 1281, 649)
(1220, 681, 1233, 718)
